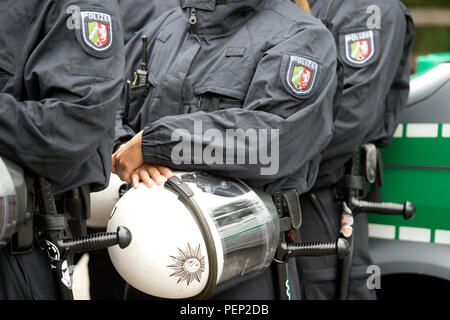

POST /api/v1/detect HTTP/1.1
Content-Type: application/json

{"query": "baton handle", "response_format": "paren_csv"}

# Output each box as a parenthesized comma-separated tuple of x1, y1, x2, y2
(57, 226, 131, 253)
(276, 238, 350, 263)
(349, 198, 415, 220)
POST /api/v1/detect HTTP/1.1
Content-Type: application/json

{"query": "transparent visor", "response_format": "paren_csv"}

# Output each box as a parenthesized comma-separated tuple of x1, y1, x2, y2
(0, 158, 19, 247)
(179, 172, 279, 285)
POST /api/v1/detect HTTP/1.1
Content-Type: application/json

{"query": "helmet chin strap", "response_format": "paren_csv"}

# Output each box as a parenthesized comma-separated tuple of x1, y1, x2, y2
(165, 175, 219, 300)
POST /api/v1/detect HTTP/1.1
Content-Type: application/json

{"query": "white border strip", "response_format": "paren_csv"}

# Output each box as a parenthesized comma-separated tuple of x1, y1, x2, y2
(441, 124, 450, 138)
(393, 124, 403, 138)
(368, 223, 396, 240)
(406, 123, 438, 138)
(435, 229, 450, 245)
(399, 226, 431, 243)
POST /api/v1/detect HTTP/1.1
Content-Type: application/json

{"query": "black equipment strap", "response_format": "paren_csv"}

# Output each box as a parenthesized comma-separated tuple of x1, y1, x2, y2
(273, 189, 302, 232)
(365, 147, 384, 202)
(65, 187, 88, 238)
(34, 214, 67, 231)
(283, 189, 302, 229)
(37, 176, 74, 300)
(165, 175, 218, 300)
(341, 175, 364, 191)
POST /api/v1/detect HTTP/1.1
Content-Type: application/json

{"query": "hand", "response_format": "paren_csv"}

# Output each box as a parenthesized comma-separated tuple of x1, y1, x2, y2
(130, 163, 174, 189)
(112, 131, 144, 182)
(113, 139, 129, 153)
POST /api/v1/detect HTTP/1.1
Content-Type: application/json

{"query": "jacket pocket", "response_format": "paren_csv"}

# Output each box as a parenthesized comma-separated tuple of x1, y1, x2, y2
(194, 86, 245, 113)
(125, 79, 155, 126)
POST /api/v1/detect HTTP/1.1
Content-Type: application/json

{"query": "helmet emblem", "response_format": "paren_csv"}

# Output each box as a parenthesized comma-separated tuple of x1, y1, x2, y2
(168, 243, 205, 285)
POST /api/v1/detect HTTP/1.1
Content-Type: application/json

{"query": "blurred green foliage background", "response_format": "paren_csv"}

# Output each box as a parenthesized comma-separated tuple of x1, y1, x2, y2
(413, 27, 450, 56)
(401, 0, 450, 70)
(403, 0, 450, 7)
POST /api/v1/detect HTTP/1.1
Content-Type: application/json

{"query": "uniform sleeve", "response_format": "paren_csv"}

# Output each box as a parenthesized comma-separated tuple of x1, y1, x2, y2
(318, 2, 410, 179)
(0, 2, 125, 184)
(140, 25, 337, 192)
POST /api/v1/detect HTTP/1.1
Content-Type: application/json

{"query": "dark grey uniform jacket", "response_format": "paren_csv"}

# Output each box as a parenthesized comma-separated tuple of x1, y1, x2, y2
(116, 0, 338, 196)
(0, 0, 125, 195)
(310, 0, 415, 189)
(119, 0, 179, 44)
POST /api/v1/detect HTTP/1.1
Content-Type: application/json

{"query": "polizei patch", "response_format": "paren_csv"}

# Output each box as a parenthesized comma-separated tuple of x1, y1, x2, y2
(284, 55, 318, 97)
(77, 10, 113, 57)
(344, 30, 375, 65)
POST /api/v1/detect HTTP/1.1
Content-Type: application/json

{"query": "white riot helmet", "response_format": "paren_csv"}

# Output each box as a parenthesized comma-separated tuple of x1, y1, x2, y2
(88, 174, 129, 228)
(107, 171, 279, 299)
(0, 157, 27, 248)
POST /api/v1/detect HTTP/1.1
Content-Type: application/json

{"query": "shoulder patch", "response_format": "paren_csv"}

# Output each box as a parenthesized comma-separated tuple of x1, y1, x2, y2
(76, 9, 114, 58)
(341, 30, 378, 67)
(282, 55, 319, 98)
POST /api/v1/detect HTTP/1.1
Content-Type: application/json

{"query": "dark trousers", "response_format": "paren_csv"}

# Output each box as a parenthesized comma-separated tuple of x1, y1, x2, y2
(211, 259, 301, 300)
(295, 188, 377, 300)
(0, 246, 58, 300)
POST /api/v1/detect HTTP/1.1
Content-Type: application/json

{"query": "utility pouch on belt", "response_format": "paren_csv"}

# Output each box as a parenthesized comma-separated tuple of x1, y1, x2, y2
(65, 186, 89, 238)
(34, 187, 89, 239)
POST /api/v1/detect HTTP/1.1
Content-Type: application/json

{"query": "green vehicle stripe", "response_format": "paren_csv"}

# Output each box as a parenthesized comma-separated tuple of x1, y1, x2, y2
(368, 122, 450, 236)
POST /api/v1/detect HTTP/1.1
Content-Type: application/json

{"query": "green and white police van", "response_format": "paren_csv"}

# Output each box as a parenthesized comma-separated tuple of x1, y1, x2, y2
(368, 53, 450, 296)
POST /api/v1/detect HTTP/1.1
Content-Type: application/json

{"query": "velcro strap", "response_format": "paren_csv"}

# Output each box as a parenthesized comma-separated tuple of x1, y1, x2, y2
(34, 214, 67, 231)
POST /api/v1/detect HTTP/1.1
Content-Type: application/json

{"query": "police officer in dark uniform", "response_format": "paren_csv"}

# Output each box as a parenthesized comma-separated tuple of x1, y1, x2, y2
(112, 0, 339, 299)
(0, 0, 124, 299)
(295, 0, 415, 299)
(119, 0, 179, 44)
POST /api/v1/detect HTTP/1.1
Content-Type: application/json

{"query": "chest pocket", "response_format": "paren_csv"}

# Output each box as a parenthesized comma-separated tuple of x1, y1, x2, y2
(194, 86, 245, 113)
(191, 45, 251, 113)
(124, 78, 155, 129)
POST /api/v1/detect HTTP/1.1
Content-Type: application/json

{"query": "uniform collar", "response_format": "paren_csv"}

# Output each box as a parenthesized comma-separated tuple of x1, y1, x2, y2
(180, 0, 268, 35)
